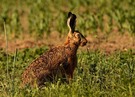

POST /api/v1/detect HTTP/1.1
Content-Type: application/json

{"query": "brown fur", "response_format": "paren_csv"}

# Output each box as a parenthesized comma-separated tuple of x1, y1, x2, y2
(21, 12, 87, 87)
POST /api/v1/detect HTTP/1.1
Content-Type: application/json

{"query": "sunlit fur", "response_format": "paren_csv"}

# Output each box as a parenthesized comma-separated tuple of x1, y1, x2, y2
(21, 12, 87, 87)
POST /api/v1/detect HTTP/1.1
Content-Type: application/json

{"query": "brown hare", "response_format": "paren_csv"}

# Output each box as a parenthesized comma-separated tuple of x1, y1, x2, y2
(21, 12, 87, 87)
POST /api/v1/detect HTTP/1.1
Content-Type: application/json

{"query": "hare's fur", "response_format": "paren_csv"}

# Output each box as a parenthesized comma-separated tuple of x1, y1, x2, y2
(21, 12, 87, 87)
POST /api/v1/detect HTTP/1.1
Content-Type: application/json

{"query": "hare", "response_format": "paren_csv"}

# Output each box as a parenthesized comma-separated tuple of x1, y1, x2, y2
(21, 12, 87, 87)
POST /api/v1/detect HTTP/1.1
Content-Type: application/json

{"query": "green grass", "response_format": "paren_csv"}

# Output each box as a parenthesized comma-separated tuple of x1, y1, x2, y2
(0, 48, 135, 97)
(0, 0, 135, 37)
(0, 0, 135, 97)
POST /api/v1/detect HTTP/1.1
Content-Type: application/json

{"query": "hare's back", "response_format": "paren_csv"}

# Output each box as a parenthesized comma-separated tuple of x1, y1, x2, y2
(27, 46, 67, 72)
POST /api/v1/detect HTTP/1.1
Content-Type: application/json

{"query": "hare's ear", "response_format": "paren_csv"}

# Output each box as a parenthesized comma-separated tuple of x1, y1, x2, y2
(67, 12, 77, 35)
(68, 12, 72, 18)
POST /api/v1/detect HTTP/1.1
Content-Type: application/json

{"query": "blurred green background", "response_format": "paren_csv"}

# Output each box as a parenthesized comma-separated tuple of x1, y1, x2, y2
(0, 0, 135, 37)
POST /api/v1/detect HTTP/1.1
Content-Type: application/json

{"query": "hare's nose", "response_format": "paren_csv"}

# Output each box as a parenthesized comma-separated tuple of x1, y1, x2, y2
(83, 42, 87, 46)
(81, 41, 87, 46)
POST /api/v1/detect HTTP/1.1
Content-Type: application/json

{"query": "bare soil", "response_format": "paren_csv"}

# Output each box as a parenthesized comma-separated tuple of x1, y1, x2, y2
(0, 31, 135, 54)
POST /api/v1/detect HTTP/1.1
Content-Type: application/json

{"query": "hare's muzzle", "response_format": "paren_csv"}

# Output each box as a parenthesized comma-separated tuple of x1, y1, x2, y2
(80, 38, 87, 46)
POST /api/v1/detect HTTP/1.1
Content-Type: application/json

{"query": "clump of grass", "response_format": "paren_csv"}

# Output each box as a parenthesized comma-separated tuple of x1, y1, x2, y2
(0, 0, 135, 38)
(0, 47, 135, 96)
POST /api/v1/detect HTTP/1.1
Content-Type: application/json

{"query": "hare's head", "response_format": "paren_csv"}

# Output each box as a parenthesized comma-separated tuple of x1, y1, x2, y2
(67, 12, 87, 47)
(68, 31, 87, 47)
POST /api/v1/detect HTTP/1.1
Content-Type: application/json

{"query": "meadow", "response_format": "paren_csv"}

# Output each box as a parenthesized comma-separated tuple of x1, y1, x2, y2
(0, 0, 135, 97)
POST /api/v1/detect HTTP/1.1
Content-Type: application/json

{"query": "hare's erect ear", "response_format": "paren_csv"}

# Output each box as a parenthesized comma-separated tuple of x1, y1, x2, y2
(68, 12, 72, 18)
(67, 12, 77, 34)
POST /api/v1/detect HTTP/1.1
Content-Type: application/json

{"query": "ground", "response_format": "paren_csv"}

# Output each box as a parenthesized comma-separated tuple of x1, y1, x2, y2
(0, 31, 134, 54)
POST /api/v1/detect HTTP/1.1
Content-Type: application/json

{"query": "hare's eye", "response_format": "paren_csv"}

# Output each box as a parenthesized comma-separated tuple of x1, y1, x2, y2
(75, 33, 80, 38)
(74, 33, 81, 41)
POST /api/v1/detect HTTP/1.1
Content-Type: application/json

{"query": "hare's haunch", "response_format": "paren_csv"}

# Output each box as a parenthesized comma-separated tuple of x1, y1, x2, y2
(21, 12, 87, 87)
